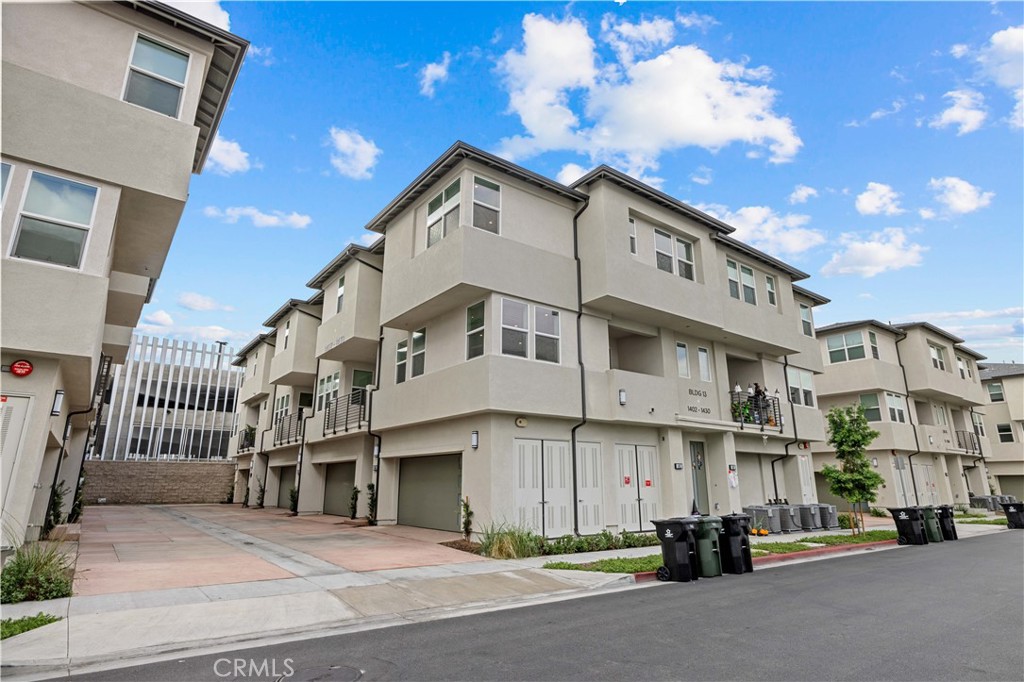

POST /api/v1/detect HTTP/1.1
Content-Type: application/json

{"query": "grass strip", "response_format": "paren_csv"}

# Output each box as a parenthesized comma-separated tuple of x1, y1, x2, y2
(543, 555, 663, 573)
(958, 518, 1010, 525)
(1, 613, 61, 640)
(752, 541, 816, 554)
(799, 530, 898, 546)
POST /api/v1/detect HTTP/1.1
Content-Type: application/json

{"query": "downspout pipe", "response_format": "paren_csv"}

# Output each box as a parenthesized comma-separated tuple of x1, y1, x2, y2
(775, 355, 800, 503)
(45, 404, 95, 532)
(895, 332, 921, 504)
(293, 358, 322, 514)
(257, 384, 278, 506)
(368, 326, 385, 525)
(569, 196, 591, 536)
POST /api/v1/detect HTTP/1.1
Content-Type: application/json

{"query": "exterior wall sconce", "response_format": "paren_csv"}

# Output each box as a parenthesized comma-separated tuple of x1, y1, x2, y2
(733, 383, 741, 393)
(871, 457, 879, 467)
(471, 431, 479, 449)
(618, 389, 627, 406)
(51, 390, 65, 417)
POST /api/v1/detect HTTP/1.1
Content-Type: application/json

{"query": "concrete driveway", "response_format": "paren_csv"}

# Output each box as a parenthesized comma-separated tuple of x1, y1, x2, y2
(74, 504, 482, 596)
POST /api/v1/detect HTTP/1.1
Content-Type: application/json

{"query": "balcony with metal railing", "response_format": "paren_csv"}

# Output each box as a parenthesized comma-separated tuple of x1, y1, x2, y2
(323, 389, 367, 437)
(729, 391, 783, 431)
(273, 411, 305, 447)
(237, 426, 256, 453)
(955, 429, 981, 454)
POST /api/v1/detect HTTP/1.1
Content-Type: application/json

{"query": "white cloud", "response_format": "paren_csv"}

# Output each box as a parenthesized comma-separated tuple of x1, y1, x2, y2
(420, 52, 452, 98)
(556, 163, 589, 186)
(929, 89, 987, 135)
(821, 228, 927, 278)
(927, 176, 994, 214)
(869, 98, 905, 120)
(203, 205, 311, 229)
(977, 25, 1024, 128)
(247, 45, 275, 67)
(697, 203, 825, 257)
(162, 1, 230, 30)
(496, 13, 801, 179)
(918, 208, 937, 220)
(207, 135, 251, 175)
(788, 184, 818, 204)
(855, 182, 904, 216)
(907, 306, 1023, 322)
(675, 11, 718, 32)
(690, 166, 713, 186)
(177, 292, 234, 312)
(143, 310, 174, 326)
(136, 324, 255, 345)
(357, 233, 379, 247)
(950, 44, 970, 59)
(327, 127, 381, 180)
(857, 293, 875, 300)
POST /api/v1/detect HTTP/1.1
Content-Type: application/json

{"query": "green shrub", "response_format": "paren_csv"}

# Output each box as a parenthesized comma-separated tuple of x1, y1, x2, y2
(366, 482, 378, 525)
(460, 496, 473, 539)
(0, 542, 74, 604)
(43, 481, 69, 537)
(953, 503, 970, 514)
(255, 477, 266, 508)
(349, 486, 361, 519)
(1, 612, 61, 640)
(869, 507, 888, 517)
(68, 474, 84, 524)
(478, 524, 543, 559)
(288, 487, 298, 513)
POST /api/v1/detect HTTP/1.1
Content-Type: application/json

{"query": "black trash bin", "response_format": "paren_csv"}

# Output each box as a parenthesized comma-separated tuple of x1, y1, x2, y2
(888, 507, 928, 545)
(1001, 502, 1024, 529)
(651, 518, 700, 581)
(935, 505, 958, 541)
(719, 513, 754, 575)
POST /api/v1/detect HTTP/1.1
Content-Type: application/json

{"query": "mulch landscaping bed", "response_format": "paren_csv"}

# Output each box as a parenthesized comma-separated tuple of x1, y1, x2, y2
(440, 539, 482, 554)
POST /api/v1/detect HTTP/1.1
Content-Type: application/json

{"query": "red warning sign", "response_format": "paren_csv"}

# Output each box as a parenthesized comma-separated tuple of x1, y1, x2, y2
(645, 479, 652, 487)
(10, 360, 33, 377)
(624, 476, 631, 485)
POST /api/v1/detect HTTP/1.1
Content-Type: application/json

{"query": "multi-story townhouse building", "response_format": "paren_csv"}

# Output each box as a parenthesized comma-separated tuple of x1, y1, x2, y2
(0, 1, 246, 546)
(812, 321, 990, 509)
(229, 142, 829, 537)
(978, 363, 1024, 500)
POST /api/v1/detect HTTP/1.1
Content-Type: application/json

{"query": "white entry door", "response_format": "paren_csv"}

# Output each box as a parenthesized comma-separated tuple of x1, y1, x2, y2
(615, 444, 661, 532)
(616, 444, 640, 530)
(636, 445, 661, 530)
(1, 395, 31, 513)
(514, 439, 544, 533)
(513, 438, 574, 538)
(892, 455, 911, 507)
(576, 442, 603, 535)
(798, 454, 816, 504)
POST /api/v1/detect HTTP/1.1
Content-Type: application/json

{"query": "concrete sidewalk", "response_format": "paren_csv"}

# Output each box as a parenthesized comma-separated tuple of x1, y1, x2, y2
(0, 507, 1013, 681)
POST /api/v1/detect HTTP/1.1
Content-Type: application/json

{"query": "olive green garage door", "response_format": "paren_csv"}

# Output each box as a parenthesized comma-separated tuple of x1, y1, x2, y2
(277, 465, 297, 509)
(998, 475, 1024, 502)
(324, 462, 356, 516)
(397, 454, 462, 532)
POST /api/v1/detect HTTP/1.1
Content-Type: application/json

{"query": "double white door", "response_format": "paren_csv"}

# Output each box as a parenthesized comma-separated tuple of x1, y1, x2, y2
(615, 444, 661, 532)
(514, 439, 604, 537)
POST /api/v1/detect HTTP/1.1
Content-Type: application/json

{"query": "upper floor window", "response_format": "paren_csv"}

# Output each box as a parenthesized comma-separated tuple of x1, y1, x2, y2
(273, 394, 290, 425)
(11, 171, 98, 269)
(972, 412, 986, 438)
(316, 371, 340, 411)
(934, 404, 948, 427)
(466, 301, 485, 360)
(827, 331, 865, 363)
(698, 347, 712, 382)
(886, 392, 906, 423)
(500, 298, 560, 364)
(988, 382, 1004, 402)
(535, 306, 560, 363)
(252, 351, 258, 376)
(124, 35, 189, 118)
(396, 339, 408, 383)
(727, 260, 755, 303)
(654, 230, 695, 280)
(860, 393, 881, 422)
(739, 265, 756, 304)
(956, 356, 972, 380)
(1, 162, 11, 204)
(800, 304, 814, 337)
(676, 343, 690, 378)
(427, 178, 460, 248)
(928, 343, 946, 371)
(868, 331, 879, 359)
(765, 276, 777, 306)
(283, 321, 290, 350)
(628, 218, 637, 255)
(336, 277, 345, 314)
(786, 367, 814, 407)
(472, 177, 500, 234)
(997, 423, 1014, 443)
(411, 329, 426, 377)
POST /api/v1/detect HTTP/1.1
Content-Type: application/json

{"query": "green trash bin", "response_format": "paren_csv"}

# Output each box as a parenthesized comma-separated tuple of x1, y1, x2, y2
(921, 506, 944, 543)
(695, 515, 723, 577)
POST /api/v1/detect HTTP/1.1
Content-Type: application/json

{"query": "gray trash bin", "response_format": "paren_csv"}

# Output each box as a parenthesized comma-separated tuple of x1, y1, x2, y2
(797, 504, 821, 531)
(816, 503, 839, 529)
(743, 506, 781, 534)
(771, 504, 800, 533)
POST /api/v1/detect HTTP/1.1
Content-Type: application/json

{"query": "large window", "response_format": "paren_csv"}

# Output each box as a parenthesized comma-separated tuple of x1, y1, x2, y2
(427, 178, 460, 247)
(394, 329, 426, 382)
(886, 392, 906, 423)
(336, 277, 345, 314)
(860, 393, 881, 422)
(726, 260, 740, 299)
(957, 356, 972, 380)
(501, 298, 560, 364)
(698, 347, 712, 382)
(997, 423, 1014, 443)
(273, 394, 290, 425)
(739, 265, 756, 304)
(396, 339, 408, 384)
(466, 301, 485, 359)
(124, 35, 189, 117)
(972, 412, 986, 438)
(628, 217, 637, 255)
(928, 343, 946, 371)
(988, 382, 1004, 402)
(11, 171, 99, 269)
(868, 331, 879, 359)
(787, 368, 814, 406)
(655, 230, 695, 280)
(283, 320, 290, 350)
(316, 371, 340, 411)
(827, 331, 866, 363)
(800, 304, 814, 337)
(676, 343, 690, 378)
(765, 276, 777, 306)
(411, 329, 426, 377)
(654, 230, 673, 274)
(472, 176, 500, 233)
(934, 404, 948, 427)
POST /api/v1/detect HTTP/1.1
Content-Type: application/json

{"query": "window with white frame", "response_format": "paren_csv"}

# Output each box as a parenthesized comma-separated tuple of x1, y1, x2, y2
(786, 367, 814, 406)
(11, 171, 99, 268)
(800, 304, 814, 337)
(929, 343, 946, 371)
(628, 217, 637, 255)
(726, 259, 740, 299)
(827, 331, 866, 363)
(472, 176, 500, 233)
(676, 343, 690, 378)
(972, 412, 986, 438)
(273, 394, 290, 425)
(765, 276, 777, 306)
(124, 35, 189, 118)
(997, 423, 1014, 443)
(988, 382, 1004, 402)
(411, 328, 426, 377)
(654, 230, 695, 280)
(535, 306, 560, 363)
(886, 392, 907, 423)
(466, 301, 485, 359)
(316, 371, 340, 411)
(956, 356, 972, 379)
(427, 178, 460, 247)
(283, 320, 290, 350)
(740, 265, 756, 304)
(501, 298, 561, 364)
(396, 339, 408, 384)
(860, 393, 881, 422)
(252, 351, 258, 376)
(698, 347, 712, 382)
(1, 162, 11, 203)
(336, 276, 345, 314)
(869, 331, 879, 359)
(934, 404, 948, 426)
(655, 230, 674, 274)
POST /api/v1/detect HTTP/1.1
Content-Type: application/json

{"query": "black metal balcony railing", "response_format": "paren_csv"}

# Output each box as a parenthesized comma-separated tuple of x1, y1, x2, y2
(730, 392, 783, 431)
(956, 429, 981, 454)
(274, 411, 304, 446)
(237, 427, 256, 453)
(323, 388, 367, 436)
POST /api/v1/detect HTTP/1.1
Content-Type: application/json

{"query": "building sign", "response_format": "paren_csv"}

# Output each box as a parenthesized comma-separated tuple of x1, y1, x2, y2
(10, 360, 33, 377)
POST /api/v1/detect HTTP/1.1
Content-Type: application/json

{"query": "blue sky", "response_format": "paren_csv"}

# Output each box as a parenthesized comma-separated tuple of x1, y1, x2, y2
(141, 1, 1024, 362)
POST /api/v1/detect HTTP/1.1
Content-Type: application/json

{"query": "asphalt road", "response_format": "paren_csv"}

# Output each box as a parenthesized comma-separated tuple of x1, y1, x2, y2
(65, 532, 1023, 682)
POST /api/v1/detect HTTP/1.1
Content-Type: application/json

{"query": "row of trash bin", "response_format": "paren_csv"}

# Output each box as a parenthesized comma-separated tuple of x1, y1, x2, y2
(888, 505, 959, 544)
(743, 503, 841, 534)
(970, 494, 1019, 512)
(652, 514, 754, 582)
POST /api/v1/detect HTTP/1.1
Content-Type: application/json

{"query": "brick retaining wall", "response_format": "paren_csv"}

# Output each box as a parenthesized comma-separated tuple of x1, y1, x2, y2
(82, 460, 236, 505)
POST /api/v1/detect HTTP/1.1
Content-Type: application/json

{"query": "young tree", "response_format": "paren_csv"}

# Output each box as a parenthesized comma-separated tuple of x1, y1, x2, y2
(821, 404, 883, 535)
